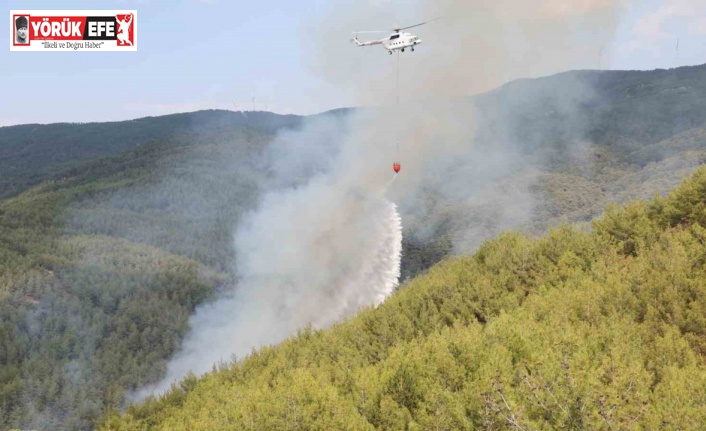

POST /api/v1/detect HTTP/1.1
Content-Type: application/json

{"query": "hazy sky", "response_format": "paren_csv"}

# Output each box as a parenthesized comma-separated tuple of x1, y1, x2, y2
(1, 0, 705, 126)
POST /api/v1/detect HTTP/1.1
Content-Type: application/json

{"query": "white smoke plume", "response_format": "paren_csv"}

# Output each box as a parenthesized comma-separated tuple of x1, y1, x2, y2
(134, 112, 404, 399)
(303, 0, 629, 254)
(307, 0, 628, 104)
(137, 193, 401, 395)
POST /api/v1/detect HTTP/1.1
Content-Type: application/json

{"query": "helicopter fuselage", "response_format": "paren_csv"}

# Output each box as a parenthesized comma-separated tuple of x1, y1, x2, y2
(382, 32, 422, 53)
(354, 31, 422, 54)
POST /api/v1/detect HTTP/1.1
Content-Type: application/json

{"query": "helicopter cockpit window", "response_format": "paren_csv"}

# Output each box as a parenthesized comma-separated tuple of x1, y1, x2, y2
(390, 34, 400, 40)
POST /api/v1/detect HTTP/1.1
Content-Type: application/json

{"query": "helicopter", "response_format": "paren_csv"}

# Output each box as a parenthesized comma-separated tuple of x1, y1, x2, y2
(352, 18, 441, 55)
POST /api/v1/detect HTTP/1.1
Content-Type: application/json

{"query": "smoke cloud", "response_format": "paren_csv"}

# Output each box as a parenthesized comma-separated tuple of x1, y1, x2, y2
(306, 0, 626, 104)
(303, 0, 628, 252)
(134, 110, 404, 398)
(136, 187, 401, 396)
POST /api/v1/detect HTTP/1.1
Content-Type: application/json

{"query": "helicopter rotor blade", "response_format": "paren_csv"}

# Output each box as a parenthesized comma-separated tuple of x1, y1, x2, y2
(393, 16, 442, 32)
(352, 30, 390, 34)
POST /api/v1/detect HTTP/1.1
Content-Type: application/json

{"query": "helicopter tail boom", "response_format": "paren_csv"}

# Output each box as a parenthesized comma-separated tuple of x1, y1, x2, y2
(353, 36, 383, 46)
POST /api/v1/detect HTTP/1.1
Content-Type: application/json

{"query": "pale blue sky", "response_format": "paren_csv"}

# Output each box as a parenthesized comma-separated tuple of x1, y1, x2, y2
(1, 0, 705, 126)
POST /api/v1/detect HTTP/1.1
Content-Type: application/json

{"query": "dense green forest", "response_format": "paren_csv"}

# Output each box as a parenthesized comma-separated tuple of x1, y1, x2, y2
(0, 133, 238, 429)
(101, 165, 706, 430)
(2, 64, 706, 430)
(400, 65, 706, 276)
(0, 110, 302, 200)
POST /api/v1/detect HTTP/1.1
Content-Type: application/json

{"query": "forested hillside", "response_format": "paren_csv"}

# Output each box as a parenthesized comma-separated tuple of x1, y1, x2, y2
(0, 125, 279, 429)
(101, 165, 706, 430)
(400, 65, 706, 278)
(0, 110, 302, 199)
(3, 64, 706, 430)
